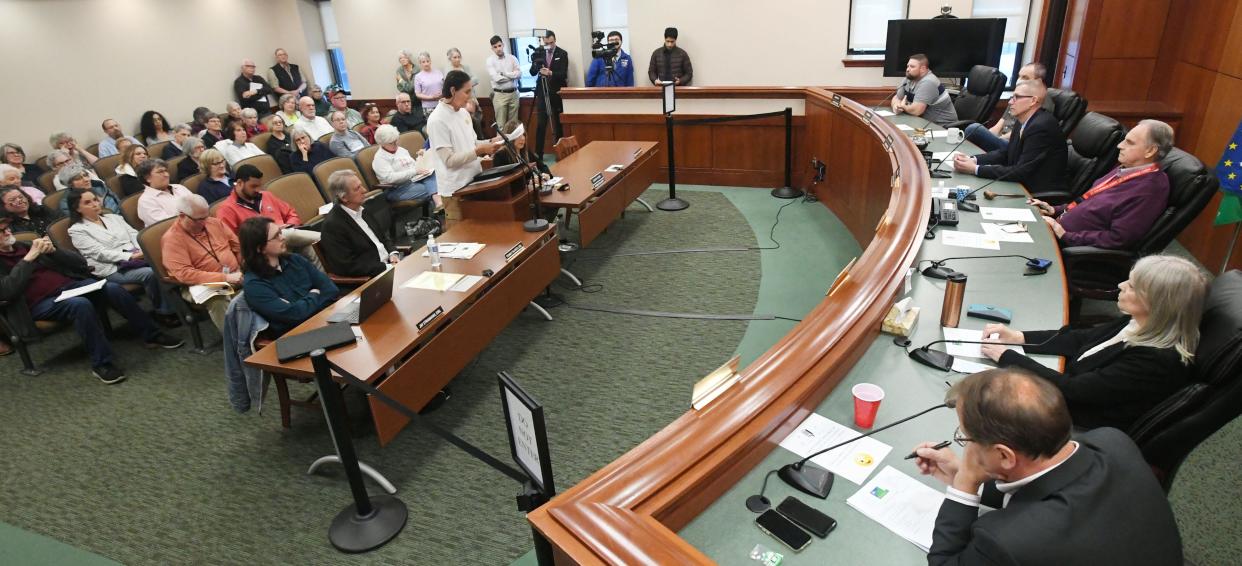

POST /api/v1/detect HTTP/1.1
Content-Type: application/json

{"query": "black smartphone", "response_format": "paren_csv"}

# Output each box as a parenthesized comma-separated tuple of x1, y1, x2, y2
(776, 496, 838, 538)
(755, 509, 812, 552)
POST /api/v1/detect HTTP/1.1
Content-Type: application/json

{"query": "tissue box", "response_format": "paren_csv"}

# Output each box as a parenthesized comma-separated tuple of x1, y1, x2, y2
(882, 304, 919, 336)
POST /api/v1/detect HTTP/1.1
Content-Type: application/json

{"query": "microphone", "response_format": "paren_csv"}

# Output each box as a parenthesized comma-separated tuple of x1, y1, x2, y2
(747, 401, 955, 509)
(956, 149, 1050, 212)
(919, 254, 1049, 279)
(929, 136, 968, 179)
(901, 328, 1066, 372)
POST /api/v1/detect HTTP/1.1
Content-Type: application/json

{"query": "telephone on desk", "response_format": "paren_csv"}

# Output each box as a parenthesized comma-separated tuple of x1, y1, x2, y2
(931, 197, 959, 226)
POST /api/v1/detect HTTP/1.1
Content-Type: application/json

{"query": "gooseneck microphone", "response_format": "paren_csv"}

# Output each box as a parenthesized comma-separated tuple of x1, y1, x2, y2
(930, 136, 968, 179)
(919, 254, 1047, 279)
(901, 327, 1066, 372)
(957, 149, 1050, 212)
(746, 401, 955, 510)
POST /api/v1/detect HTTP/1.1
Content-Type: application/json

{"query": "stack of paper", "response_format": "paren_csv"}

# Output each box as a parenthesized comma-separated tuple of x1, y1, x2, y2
(979, 207, 1037, 222)
(55, 280, 107, 303)
(188, 282, 234, 304)
(778, 413, 893, 485)
(422, 243, 486, 260)
(404, 271, 464, 291)
(940, 230, 1001, 251)
(875, 109, 896, 117)
(846, 466, 944, 551)
(980, 222, 1034, 243)
(942, 327, 1024, 359)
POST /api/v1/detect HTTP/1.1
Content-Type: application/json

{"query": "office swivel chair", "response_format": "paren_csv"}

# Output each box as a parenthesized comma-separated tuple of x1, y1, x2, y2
(945, 65, 1007, 129)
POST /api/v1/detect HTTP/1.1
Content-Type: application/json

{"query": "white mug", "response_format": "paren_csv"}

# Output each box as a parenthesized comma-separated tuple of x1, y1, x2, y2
(946, 127, 965, 144)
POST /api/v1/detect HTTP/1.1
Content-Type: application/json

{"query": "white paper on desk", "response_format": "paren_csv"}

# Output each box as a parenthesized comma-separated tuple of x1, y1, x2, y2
(778, 413, 893, 485)
(940, 230, 1001, 251)
(605, 163, 624, 172)
(952, 358, 996, 374)
(447, 274, 482, 292)
(980, 207, 1037, 222)
(931, 185, 951, 199)
(422, 242, 485, 260)
(931, 130, 949, 139)
(546, 176, 563, 185)
(55, 279, 107, 302)
(980, 222, 1034, 243)
(846, 466, 944, 551)
(404, 271, 464, 291)
(896, 124, 914, 132)
(931, 151, 959, 163)
(942, 327, 1024, 359)
(875, 109, 896, 117)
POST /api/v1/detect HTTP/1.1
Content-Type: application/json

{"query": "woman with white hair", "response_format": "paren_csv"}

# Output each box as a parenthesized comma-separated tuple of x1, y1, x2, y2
(372, 124, 439, 209)
(240, 108, 268, 137)
(981, 254, 1209, 431)
(176, 137, 206, 181)
(48, 131, 98, 167)
(0, 164, 46, 204)
(55, 164, 121, 215)
(2, 143, 46, 187)
(277, 93, 301, 127)
(46, 149, 100, 191)
(413, 51, 444, 116)
(395, 49, 418, 97)
(289, 125, 334, 175)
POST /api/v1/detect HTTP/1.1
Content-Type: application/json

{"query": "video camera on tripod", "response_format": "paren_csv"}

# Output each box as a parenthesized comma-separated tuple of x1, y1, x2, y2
(590, 31, 619, 61)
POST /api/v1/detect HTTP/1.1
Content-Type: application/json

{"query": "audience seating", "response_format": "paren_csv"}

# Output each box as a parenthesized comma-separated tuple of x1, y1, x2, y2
(945, 65, 1007, 128)
(136, 218, 213, 353)
(1129, 269, 1242, 491)
(120, 193, 144, 229)
(310, 240, 369, 288)
(0, 295, 112, 376)
(180, 173, 205, 195)
(554, 136, 580, 160)
(355, 142, 432, 239)
(1047, 88, 1088, 137)
(1065, 112, 1125, 198)
(85, 143, 99, 156)
(36, 170, 56, 194)
(236, 154, 284, 188)
(250, 132, 272, 152)
(1062, 147, 1219, 320)
(263, 173, 326, 227)
(396, 131, 425, 157)
(46, 217, 75, 253)
(93, 154, 122, 181)
(105, 176, 127, 200)
(317, 132, 333, 145)
(352, 123, 366, 133)
(354, 144, 386, 190)
(147, 141, 171, 160)
(208, 198, 227, 218)
(41, 188, 66, 212)
(167, 156, 188, 182)
(311, 157, 363, 199)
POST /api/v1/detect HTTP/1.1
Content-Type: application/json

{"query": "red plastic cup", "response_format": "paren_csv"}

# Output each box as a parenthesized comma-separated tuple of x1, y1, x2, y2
(852, 383, 885, 428)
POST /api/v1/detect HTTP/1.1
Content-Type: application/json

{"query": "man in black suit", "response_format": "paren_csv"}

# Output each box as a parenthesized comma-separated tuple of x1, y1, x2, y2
(529, 29, 569, 162)
(233, 59, 274, 117)
(913, 368, 1183, 566)
(319, 169, 398, 278)
(953, 79, 1068, 195)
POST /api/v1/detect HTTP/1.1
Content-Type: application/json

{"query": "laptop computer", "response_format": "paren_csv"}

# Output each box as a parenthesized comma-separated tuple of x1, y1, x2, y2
(326, 266, 396, 325)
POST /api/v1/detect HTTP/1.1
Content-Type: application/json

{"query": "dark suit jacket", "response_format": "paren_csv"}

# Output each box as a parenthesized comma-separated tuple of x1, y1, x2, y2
(318, 203, 393, 277)
(998, 318, 1190, 431)
(233, 74, 273, 115)
(928, 427, 1182, 566)
(0, 245, 94, 339)
(975, 108, 1068, 195)
(529, 46, 569, 113)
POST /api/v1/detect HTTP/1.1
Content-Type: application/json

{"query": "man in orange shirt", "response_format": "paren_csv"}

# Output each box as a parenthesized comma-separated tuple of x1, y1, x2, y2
(161, 194, 242, 329)
(212, 164, 322, 270)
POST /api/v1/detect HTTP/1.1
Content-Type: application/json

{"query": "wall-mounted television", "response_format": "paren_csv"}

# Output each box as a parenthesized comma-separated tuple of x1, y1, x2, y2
(883, 18, 1007, 78)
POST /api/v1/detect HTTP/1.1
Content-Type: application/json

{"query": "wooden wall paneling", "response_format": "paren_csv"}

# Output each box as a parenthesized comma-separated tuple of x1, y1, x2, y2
(1083, 59, 1157, 101)
(1057, 0, 1098, 89)
(1220, 0, 1242, 78)
(1156, 63, 1219, 150)
(564, 123, 613, 147)
(1176, 73, 1242, 271)
(710, 123, 785, 172)
(805, 100, 835, 202)
(1091, 0, 1170, 58)
(1176, 0, 1239, 71)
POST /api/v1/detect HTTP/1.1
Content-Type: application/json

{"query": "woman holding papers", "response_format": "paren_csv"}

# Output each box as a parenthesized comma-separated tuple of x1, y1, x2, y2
(980, 255, 1207, 431)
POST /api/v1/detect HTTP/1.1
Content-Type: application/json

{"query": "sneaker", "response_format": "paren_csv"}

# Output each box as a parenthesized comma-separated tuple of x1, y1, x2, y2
(92, 363, 127, 384)
(144, 333, 185, 349)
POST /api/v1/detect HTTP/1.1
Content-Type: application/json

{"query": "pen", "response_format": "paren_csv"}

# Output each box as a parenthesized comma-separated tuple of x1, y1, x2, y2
(905, 440, 951, 460)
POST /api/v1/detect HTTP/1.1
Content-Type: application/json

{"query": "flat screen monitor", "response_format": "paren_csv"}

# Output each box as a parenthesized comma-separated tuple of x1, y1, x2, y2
(883, 18, 1007, 78)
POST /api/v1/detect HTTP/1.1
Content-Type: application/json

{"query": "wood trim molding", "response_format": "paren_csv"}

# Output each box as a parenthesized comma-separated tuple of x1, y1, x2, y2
(842, 55, 885, 68)
(527, 86, 932, 564)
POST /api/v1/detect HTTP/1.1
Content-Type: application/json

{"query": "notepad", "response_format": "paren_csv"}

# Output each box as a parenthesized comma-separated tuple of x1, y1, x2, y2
(875, 110, 895, 117)
(779, 413, 893, 485)
(979, 207, 1037, 222)
(940, 230, 1001, 250)
(403, 271, 464, 291)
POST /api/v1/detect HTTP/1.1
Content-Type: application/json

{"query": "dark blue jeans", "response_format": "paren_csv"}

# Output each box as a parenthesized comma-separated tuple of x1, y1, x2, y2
(965, 122, 1009, 153)
(29, 279, 160, 367)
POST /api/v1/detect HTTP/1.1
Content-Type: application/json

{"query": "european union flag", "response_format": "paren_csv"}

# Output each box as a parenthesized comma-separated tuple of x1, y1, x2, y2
(1215, 119, 1242, 226)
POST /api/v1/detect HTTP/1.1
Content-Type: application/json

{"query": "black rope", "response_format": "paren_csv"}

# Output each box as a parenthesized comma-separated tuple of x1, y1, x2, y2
(671, 110, 789, 127)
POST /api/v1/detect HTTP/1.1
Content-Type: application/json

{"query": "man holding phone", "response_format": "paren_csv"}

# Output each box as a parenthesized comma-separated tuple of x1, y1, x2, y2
(912, 368, 1182, 565)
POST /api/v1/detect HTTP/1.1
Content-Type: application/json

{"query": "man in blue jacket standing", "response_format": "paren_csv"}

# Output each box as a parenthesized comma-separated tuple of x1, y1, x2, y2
(587, 31, 634, 87)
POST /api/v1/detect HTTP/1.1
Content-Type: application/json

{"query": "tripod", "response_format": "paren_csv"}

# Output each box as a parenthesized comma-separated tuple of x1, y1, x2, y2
(526, 47, 561, 162)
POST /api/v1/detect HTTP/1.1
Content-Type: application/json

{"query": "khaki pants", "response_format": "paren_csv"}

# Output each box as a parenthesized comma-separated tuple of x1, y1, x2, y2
(181, 289, 232, 331)
(492, 90, 519, 131)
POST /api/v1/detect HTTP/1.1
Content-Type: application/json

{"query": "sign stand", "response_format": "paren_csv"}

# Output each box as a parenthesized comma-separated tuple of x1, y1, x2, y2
(657, 81, 689, 211)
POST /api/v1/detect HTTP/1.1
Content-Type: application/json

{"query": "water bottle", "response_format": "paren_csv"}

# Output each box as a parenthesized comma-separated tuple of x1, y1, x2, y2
(427, 234, 441, 268)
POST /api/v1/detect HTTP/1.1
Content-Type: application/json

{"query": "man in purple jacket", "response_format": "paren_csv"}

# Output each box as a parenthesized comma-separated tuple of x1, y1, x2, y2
(1029, 119, 1173, 249)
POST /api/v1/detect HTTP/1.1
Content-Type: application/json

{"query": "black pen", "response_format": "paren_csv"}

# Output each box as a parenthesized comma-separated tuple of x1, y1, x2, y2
(905, 440, 951, 460)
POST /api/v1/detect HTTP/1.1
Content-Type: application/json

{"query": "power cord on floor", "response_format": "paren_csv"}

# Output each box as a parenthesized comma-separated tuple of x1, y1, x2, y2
(750, 198, 801, 251)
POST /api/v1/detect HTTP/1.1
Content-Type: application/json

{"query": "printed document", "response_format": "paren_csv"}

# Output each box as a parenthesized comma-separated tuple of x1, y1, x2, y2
(942, 327, 1024, 359)
(979, 207, 1037, 222)
(778, 413, 892, 485)
(940, 230, 1001, 251)
(847, 466, 944, 551)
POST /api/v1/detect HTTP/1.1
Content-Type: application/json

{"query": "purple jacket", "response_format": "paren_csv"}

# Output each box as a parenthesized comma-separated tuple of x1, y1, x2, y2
(1054, 166, 1169, 249)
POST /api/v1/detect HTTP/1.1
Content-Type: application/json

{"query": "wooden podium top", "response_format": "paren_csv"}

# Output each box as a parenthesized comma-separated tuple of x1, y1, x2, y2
(454, 164, 528, 197)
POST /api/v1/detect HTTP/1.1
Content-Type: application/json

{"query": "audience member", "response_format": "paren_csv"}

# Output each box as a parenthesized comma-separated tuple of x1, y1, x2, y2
(328, 111, 370, 158)
(0, 186, 62, 235)
(97, 118, 142, 158)
(428, 73, 496, 222)
(288, 126, 334, 175)
(320, 169, 398, 278)
(529, 30, 568, 160)
(446, 47, 483, 134)
(139, 111, 175, 145)
(163, 124, 193, 159)
(487, 36, 522, 130)
(49, 132, 98, 168)
(176, 137, 205, 181)
(0, 220, 182, 383)
(1029, 120, 1173, 249)
(0, 164, 45, 205)
(265, 117, 294, 174)
(981, 254, 1205, 431)
(373, 124, 440, 213)
(222, 102, 244, 133)
(115, 143, 149, 197)
(136, 159, 193, 227)
(295, 96, 333, 139)
(396, 49, 418, 97)
(493, 119, 551, 176)
(215, 164, 322, 269)
(277, 93, 301, 127)
(588, 31, 635, 87)
(308, 84, 331, 116)
(66, 189, 177, 326)
(56, 164, 120, 216)
(891, 53, 958, 126)
(241, 108, 268, 138)
(113, 137, 136, 156)
(233, 59, 273, 116)
(2, 143, 45, 187)
(217, 122, 264, 166)
(390, 92, 427, 136)
(953, 79, 1067, 194)
(47, 149, 99, 191)
(190, 106, 212, 135)
(197, 149, 233, 204)
(913, 368, 1183, 565)
(267, 48, 307, 98)
(648, 27, 692, 86)
(414, 52, 445, 116)
(199, 113, 225, 149)
(327, 87, 363, 128)
(359, 103, 383, 144)
(162, 194, 242, 329)
(239, 216, 337, 336)
(965, 63, 1054, 152)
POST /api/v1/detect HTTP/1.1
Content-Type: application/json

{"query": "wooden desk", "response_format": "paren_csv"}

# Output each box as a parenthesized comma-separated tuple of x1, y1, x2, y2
(541, 141, 660, 247)
(246, 220, 560, 445)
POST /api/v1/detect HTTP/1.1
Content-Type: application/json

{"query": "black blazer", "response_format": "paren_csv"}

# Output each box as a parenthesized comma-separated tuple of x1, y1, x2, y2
(233, 74, 273, 115)
(929, 427, 1182, 566)
(529, 46, 569, 112)
(265, 134, 294, 174)
(999, 317, 1191, 431)
(318, 203, 393, 277)
(975, 108, 1068, 195)
(289, 142, 334, 175)
(118, 174, 144, 197)
(161, 142, 182, 160)
(176, 155, 200, 181)
(0, 245, 94, 339)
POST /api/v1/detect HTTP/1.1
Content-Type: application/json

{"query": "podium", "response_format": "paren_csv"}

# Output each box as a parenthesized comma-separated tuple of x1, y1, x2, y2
(454, 167, 532, 222)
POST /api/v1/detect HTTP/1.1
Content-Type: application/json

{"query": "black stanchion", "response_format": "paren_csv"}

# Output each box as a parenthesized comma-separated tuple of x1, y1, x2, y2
(657, 111, 689, 211)
(309, 349, 408, 553)
(771, 108, 803, 199)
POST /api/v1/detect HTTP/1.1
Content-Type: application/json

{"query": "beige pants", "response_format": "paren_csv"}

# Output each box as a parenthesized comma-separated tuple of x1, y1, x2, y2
(181, 290, 232, 331)
(493, 90, 519, 131)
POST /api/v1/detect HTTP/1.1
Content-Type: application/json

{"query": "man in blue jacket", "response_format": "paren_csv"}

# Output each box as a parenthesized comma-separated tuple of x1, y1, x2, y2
(586, 31, 635, 87)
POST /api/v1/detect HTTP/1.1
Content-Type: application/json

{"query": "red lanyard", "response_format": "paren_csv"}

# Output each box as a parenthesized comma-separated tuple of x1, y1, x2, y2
(1066, 164, 1159, 211)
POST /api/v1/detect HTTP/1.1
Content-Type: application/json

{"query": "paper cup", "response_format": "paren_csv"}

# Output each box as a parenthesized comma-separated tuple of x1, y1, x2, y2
(852, 383, 885, 428)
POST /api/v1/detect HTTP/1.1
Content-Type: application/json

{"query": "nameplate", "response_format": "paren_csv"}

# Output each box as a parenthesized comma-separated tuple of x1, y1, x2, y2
(863, 111, 873, 124)
(416, 306, 444, 331)
(633, 147, 642, 157)
(882, 134, 894, 152)
(505, 242, 525, 262)
(591, 172, 605, 188)
(831, 94, 842, 108)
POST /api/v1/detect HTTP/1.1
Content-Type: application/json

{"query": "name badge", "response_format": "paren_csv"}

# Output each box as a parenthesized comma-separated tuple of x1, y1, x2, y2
(417, 306, 444, 331)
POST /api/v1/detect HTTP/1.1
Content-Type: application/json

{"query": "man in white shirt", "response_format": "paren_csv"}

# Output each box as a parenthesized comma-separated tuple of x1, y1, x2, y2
(487, 35, 521, 131)
(319, 170, 399, 277)
(97, 119, 141, 158)
(296, 96, 333, 139)
(427, 70, 499, 222)
(912, 368, 1183, 565)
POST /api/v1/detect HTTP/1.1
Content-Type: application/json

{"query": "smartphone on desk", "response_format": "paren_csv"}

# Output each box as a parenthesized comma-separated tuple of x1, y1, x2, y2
(755, 509, 812, 552)
(777, 496, 838, 538)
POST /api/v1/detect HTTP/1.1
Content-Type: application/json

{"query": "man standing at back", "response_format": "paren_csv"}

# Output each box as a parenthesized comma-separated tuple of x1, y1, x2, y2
(953, 79, 1068, 194)
(487, 35, 521, 130)
(267, 48, 307, 100)
(913, 368, 1183, 565)
(529, 29, 568, 161)
(234, 59, 274, 117)
(891, 53, 957, 126)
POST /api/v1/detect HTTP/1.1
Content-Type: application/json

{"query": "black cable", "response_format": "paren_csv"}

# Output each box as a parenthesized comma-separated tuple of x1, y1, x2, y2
(924, 214, 940, 240)
(751, 198, 799, 251)
(772, 316, 803, 323)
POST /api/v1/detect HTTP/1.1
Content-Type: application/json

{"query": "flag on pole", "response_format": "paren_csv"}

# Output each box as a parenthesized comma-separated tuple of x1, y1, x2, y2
(1214, 119, 1242, 226)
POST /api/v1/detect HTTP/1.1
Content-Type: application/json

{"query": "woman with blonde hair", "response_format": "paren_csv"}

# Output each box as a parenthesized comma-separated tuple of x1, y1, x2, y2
(981, 254, 1208, 431)
(115, 143, 149, 197)
(277, 93, 301, 127)
(196, 149, 233, 204)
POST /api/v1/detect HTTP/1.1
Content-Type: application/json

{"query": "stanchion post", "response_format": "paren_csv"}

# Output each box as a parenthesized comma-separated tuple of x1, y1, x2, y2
(771, 107, 804, 199)
(657, 81, 689, 211)
(310, 349, 408, 553)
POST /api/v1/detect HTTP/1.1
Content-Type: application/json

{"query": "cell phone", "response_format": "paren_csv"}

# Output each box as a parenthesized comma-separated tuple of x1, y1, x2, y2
(755, 509, 812, 552)
(776, 496, 838, 538)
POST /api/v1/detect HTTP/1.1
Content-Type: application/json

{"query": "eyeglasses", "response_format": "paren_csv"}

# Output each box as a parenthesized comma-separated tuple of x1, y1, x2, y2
(267, 231, 285, 242)
(953, 426, 974, 447)
(1011, 94, 1036, 101)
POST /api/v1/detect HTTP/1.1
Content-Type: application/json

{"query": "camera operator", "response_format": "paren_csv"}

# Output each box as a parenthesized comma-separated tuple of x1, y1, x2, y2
(528, 29, 568, 162)
(587, 31, 634, 87)
(648, 27, 692, 86)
